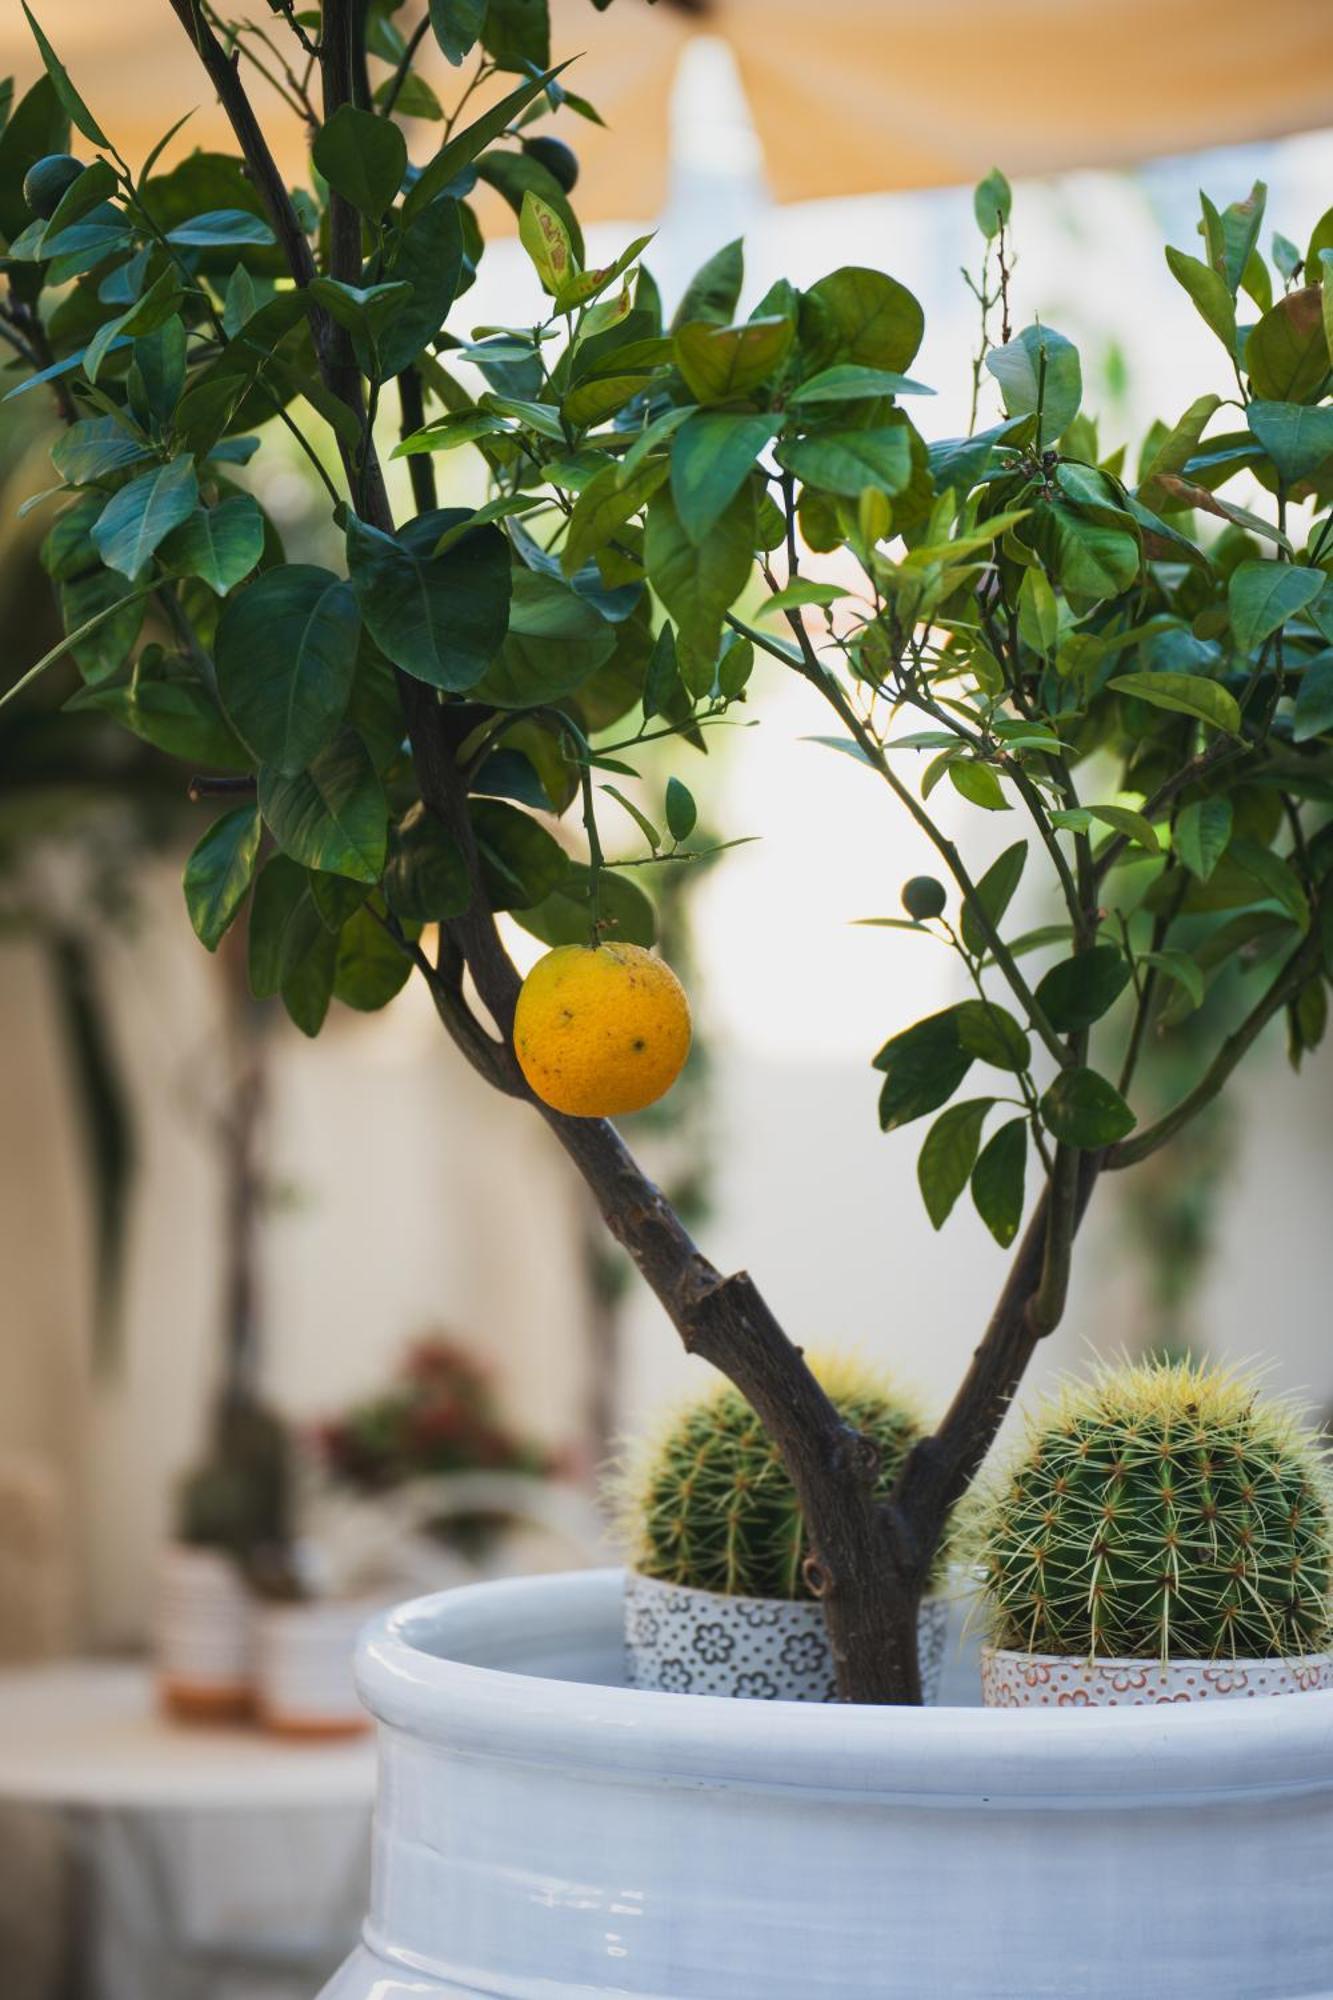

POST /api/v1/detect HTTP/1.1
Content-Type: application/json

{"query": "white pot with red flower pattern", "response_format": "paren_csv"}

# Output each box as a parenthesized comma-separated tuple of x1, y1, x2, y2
(982, 1646, 1333, 1707)
(624, 1571, 950, 1703)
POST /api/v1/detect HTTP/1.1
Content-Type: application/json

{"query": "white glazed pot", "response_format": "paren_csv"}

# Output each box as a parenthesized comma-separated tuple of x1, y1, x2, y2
(983, 1645, 1333, 1708)
(154, 1542, 253, 1721)
(254, 1597, 380, 1738)
(625, 1571, 949, 1703)
(318, 1568, 1333, 2000)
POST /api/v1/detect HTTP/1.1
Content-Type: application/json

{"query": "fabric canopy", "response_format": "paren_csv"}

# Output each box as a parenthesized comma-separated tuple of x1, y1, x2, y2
(1, 0, 1331, 219)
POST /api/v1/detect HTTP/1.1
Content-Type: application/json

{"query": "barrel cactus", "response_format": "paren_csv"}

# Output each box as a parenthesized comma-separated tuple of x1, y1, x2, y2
(624, 1359, 931, 1601)
(970, 1360, 1333, 1661)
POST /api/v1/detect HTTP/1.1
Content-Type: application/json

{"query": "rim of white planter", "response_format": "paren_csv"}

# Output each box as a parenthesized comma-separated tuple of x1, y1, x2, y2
(982, 1643, 1333, 1707)
(319, 1568, 1333, 2000)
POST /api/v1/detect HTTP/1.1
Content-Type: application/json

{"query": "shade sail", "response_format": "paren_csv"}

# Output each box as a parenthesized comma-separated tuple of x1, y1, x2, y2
(1, 0, 1331, 221)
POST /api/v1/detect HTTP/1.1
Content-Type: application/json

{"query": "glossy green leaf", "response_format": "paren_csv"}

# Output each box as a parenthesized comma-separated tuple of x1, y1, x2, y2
(429, 0, 486, 63)
(1141, 948, 1204, 1014)
(776, 424, 911, 501)
(90, 457, 199, 578)
(1109, 671, 1241, 737)
(973, 167, 1012, 242)
(346, 510, 511, 692)
(165, 209, 275, 248)
(1293, 651, 1333, 743)
(513, 863, 655, 949)
(312, 104, 406, 217)
(217, 564, 360, 774)
(804, 266, 924, 373)
(971, 1115, 1026, 1247)
(1247, 401, 1333, 485)
(918, 1097, 993, 1229)
(403, 65, 567, 220)
(670, 411, 778, 543)
(377, 196, 465, 376)
(258, 729, 388, 883)
(21, 3, 107, 146)
(1040, 1066, 1136, 1149)
(159, 494, 264, 594)
(333, 902, 416, 1011)
(183, 805, 262, 951)
(1245, 287, 1328, 403)
(960, 840, 1028, 959)
(644, 483, 753, 686)
(949, 761, 1009, 811)
(787, 364, 932, 404)
(1227, 560, 1325, 653)
(562, 457, 668, 575)
(673, 316, 793, 404)
(1034, 945, 1131, 1033)
(384, 804, 471, 922)
(1165, 246, 1237, 353)
(248, 854, 308, 998)
(874, 1007, 974, 1132)
(1229, 835, 1310, 930)
(1175, 796, 1233, 880)
(985, 325, 1081, 450)
(470, 797, 570, 910)
(474, 567, 616, 707)
(664, 776, 696, 843)
(670, 238, 743, 331)
(954, 999, 1030, 1073)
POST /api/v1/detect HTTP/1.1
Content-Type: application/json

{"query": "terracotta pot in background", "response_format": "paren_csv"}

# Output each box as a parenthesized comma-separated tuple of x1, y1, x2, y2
(154, 1543, 254, 1722)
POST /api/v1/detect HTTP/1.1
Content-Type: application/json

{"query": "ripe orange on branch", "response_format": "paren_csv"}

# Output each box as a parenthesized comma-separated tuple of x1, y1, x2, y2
(513, 943, 692, 1118)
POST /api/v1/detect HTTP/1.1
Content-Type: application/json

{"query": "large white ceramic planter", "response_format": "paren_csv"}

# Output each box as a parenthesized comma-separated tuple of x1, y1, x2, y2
(319, 1568, 1333, 2000)
(624, 1571, 949, 1703)
(983, 1645, 1333, 1708)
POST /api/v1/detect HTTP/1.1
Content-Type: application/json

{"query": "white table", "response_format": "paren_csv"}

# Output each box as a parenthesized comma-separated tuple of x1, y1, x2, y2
(0, 1662, 376, 2000)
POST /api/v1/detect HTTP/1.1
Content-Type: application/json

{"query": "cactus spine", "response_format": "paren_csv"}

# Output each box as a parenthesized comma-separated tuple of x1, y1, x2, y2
(970, 1359, 1333, 1661)
(626, 1359, 928, 1601)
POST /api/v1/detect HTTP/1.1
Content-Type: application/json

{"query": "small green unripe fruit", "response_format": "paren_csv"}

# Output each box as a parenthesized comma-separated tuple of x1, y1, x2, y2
(970, 1359, 1333, 1662)
(23, 153, 85, 219)
(623, 1358, 938, 1600)
(522, 135, 579, 194)
(901, 874, 947, 920)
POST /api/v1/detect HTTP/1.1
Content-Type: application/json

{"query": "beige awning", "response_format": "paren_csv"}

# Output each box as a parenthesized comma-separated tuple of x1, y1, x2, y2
(3, 0, 1332, 219)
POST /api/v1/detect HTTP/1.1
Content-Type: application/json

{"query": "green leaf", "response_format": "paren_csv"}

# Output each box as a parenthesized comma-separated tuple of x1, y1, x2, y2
(90, 457, 199, 579)
(1245, 287, 1328, 404)
(248, 854, 308, 999)
(562, 457, 668, 574)
(259, 729, 388, 883)
(1017, 566, 1059, 656)
(403, 65, 568, 220)
(217, 564, 360, 775)
(644, 484, 754, 687)
(1293, 651, 1333, 743)
(183, 806, 262, 951)
(377, 196, 465, 376)
(1034, 945, 1131, 1032)
(333, 902, 416, 1011)
(1137, 393, 1222, 509)
(673, 316, 794, 404)
(52, 416, 154, 487)
(971, 1115, 1026, 1247)
(280, 899, 338, 1037)
(470, 797, 570, 910)
(519, 188, 574, 295)
(346, 510, 511, 692)
(776, 424, 912, 501)
(1040, 1066, 1136, 1148)
(1109, 671, 1241, 737)
(1165, 246, 1237, 353)
(22, 3, 107, 147)
(1141, 948, 1204, 1014)
(1227, 560, 1325, 654)
(873, 1007, 973, 1132)
(165, 209, 275, 248)
(954, 999, 1030, 1073)
(665, 776, 696, 843)
(482, 0, 549, 69)
(1229, 835, 1310, 930)
(159, 494, 263, 594)
(1031, 498, 1139, 604)
(474, 566, 616, 707)
(670, 238, 743, 331)
(918, 1097, 993, 1229)
(786, 364, 932, 405)
(313, 104, 406, 217)
(971, 166, 1012, 241)
(1246, 402, 1333, 486)
(1175, 797, 1233, 880)
(761, 580, 847, 614)
(960, 839, 1028, 959)
(513, 863, 655, 949)
(670, 411, 778, 543)
(948, 761, 1009, 811)
(804, 266, 924, 373)
(429, 0, 486, 64)
(68, 670, 250, 768)
(1084, 803, 1161, 854)
(384, 804, 471, 922)
(985, 325, 1081, 450)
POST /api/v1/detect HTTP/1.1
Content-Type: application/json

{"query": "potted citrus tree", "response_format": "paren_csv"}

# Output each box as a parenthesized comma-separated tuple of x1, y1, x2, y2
(7, 0, 1333, 1991)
